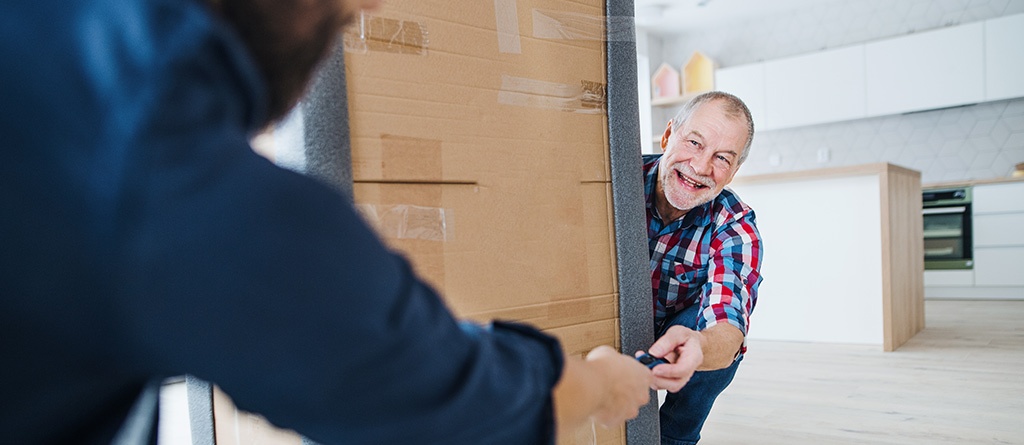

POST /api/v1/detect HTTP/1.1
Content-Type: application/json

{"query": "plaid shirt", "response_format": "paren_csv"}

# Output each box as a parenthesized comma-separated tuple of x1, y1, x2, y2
(643, 155, 763, 354)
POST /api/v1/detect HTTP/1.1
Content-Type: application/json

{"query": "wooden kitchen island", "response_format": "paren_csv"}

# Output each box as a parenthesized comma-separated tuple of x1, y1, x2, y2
(728, 163, 924, 351)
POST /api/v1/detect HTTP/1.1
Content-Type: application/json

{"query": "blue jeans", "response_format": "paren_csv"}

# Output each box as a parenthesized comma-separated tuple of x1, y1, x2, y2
(657, 304, 742, 445)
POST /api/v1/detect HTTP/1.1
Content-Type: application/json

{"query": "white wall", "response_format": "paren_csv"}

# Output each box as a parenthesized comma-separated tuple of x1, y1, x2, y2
(646, 0, 1024, 184)
(635, 32, 655, 154)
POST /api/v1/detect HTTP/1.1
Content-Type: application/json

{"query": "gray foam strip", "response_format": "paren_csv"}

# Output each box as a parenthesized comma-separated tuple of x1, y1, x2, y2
(186, 375, 216, 445)
(295, 38, 352, 445)
(605, 0, 660, 444)
(302, 38, 354, 202)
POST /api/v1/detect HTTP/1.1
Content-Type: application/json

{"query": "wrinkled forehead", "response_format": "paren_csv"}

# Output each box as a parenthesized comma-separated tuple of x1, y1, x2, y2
(675, 99, 751, 137)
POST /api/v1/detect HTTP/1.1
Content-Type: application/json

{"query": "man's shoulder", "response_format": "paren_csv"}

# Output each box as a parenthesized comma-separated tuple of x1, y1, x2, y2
(712, 188, 757, 224)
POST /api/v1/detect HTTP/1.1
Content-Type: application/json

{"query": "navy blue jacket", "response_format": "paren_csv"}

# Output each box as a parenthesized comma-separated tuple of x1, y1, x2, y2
(0, 0, 562, 443)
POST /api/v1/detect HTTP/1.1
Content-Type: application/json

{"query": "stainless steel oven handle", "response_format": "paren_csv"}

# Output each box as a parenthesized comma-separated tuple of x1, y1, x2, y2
(922, 206, 967, 215)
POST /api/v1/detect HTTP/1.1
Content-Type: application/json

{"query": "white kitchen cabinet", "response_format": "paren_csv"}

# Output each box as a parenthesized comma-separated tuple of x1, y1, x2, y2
(924, 270, 974, 286)
(969, 181, 1024, 291)
(985, 14, 1024, 102)
(764, 45, 866, 129)
(865, 23, 985, 117)
(659, 17, 1021, 133)
(973, 182, 1024, 214)
(974, 213, 1024, 247)
(715, 63, 767, 131)
(729, 164, 923, 351)
(974, 247, 1024, 287)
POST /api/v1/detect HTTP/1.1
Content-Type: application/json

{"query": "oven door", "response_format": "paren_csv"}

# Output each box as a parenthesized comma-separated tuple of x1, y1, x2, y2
(923, 205, 973, 269)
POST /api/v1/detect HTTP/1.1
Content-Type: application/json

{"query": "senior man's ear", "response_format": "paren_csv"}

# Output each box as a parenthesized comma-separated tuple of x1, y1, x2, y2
(660, 121, 673, 151)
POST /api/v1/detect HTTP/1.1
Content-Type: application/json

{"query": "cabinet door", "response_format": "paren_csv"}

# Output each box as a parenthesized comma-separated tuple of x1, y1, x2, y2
(924, 270, 974, 287)
(974, 213, 1024, 247)
(986, 14, 1024, 102)
(974, 247, 1024, 287)
(973, 182, 1024, 214)
(764, 45, 866, 130)
(866, 23, 985, 117)
(715, 63, 767, 131)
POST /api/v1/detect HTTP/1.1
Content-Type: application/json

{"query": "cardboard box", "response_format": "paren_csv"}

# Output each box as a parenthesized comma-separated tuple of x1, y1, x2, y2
(215, 0, 625, 444)
(345, 1, 623, 444)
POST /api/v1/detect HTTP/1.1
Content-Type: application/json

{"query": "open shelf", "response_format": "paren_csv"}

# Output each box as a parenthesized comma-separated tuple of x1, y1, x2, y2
(651, 93, 699, 107)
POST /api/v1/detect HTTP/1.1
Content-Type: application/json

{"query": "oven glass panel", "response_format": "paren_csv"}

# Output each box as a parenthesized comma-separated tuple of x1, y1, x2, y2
(922, 188, 972, 270)
(924, 236, 963, 260)
(922, 206, 971, 265)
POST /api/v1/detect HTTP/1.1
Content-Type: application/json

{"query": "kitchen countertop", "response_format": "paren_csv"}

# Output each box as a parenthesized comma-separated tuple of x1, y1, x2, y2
(733, 165, 1024, 189)
(732, 162, 919, 185)
(924, 174, 1024, 189)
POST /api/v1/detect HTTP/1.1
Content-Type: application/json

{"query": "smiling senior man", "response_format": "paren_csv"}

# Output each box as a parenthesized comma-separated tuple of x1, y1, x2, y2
(639, 91, 764, 445)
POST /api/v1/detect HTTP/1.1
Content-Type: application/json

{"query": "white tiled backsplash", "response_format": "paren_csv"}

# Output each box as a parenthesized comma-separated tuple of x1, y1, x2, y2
(649, 0, 1024, 184)
(737, 99, 1024, 183)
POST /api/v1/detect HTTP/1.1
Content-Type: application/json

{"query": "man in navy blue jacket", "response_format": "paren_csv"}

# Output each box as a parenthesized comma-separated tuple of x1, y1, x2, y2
(0, 0, 653, 443)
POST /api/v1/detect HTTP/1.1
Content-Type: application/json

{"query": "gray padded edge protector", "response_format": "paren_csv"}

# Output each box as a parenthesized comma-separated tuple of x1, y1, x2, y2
(186, 375, 216, 445)
(606, 0, 660, 444)
(302, 38, 354, 202)
(293, 39, 351, 445)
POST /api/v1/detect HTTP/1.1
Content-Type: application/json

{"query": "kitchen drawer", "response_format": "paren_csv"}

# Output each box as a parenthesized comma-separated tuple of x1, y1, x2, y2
(974, 213, 1024, 247)
(974, 247, 1024, 287)
(973, 182, 1024, 214)
(924, 269, 974, 287)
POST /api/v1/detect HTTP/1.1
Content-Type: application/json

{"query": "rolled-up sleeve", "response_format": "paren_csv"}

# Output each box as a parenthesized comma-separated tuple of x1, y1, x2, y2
(698, 208, 763, 354)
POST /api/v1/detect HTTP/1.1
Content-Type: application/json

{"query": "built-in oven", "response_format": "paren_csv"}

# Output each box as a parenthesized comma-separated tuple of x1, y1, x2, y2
(922, 187, 973, 270)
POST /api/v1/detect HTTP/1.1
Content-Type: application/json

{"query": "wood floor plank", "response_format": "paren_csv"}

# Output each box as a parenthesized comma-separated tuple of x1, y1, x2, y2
(698, 300, 1024, 444)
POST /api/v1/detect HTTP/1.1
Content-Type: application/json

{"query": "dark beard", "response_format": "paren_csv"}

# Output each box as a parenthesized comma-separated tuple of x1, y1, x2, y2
(216, 0, 349, 124)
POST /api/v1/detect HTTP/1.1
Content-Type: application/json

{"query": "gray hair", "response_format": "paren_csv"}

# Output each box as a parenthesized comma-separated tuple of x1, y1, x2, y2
(670, 91, 755, 165)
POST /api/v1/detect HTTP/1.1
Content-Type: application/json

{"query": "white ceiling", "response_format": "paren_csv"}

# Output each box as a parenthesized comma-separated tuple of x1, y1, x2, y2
(634, 0, 831, 34)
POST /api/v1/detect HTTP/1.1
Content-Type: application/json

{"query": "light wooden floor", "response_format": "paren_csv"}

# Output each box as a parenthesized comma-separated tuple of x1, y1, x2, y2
(698, 299, 1024, 445)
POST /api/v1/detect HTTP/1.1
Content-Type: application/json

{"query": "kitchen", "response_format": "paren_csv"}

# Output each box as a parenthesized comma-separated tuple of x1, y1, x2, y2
(31, 0, 1020, 443)
(635, 0, 1024, 443)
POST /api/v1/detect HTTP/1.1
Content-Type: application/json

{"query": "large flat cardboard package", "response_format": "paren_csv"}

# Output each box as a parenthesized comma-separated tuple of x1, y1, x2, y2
(215, 1, 624, 444)
(349, 1, 622, 443)
(350, 0, 617, 341)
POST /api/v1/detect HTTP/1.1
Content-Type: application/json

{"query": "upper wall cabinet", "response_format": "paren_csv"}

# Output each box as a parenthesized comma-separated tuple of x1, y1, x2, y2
(985, 14, 1024, 102)
(764, 45, 867, 129)
(698, 14, 1024, 132)
(865, 23, 985, 117)
(715, 63, 767, 131)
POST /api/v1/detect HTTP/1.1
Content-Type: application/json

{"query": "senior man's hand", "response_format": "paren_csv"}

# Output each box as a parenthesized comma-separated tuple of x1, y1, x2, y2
(639, 326, 705, 393)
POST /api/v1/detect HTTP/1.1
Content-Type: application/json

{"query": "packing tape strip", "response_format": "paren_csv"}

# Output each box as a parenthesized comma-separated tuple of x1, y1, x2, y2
(497, 75, 607, 114)
(356, 204, 454, 242)
(532, 10, 636, 42)
(343, 12, 430, 55)
(494, 0, 522, 54)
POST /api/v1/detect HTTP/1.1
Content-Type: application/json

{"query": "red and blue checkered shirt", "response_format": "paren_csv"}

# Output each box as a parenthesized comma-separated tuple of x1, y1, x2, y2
(643, 155, 763, 354)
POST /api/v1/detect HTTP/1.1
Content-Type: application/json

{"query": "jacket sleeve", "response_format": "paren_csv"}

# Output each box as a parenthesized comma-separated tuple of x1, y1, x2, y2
(116, 136, 563, 444)
(108, 10, 563, 443)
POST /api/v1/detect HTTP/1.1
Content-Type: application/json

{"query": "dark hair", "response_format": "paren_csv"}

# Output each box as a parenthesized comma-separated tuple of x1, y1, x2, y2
(670, 91, 755, 165)
(216, 0, 347, 123)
